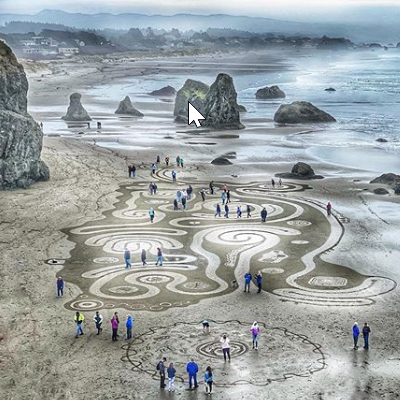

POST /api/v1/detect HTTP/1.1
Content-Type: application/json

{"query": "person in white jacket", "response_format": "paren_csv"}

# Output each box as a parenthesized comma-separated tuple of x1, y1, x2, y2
(220, 334, 231, 362)
(93, 311, 103, 335)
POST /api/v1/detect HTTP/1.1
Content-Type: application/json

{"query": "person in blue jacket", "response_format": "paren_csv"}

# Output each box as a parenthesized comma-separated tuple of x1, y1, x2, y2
(352, 322, 360, 350)
(204, 366, 213, 395)
(126, 315, 133, 340)
(255, 271, 262, 293)
(56, 277, 64, 297)
(244, 272, 252, 293)
(186, 358, 199, 390)
(362, 322, 371, 350)
(124, 248, 131, 268)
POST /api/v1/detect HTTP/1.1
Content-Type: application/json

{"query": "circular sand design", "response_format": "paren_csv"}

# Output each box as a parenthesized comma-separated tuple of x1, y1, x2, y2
(70, 299, 104, 310)
(108, 286, 139, 294)
(262, 267, 285, 274)
(287, 220, 312, 226)
(93, 257, 119, 264)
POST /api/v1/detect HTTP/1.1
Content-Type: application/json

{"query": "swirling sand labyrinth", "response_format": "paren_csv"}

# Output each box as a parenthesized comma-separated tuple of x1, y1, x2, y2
(121, 319, 327, 387)
(54, 167, 395, 311)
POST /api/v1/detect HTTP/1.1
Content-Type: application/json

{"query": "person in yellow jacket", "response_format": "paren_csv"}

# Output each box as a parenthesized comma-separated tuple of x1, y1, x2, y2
(74, 311, 85, 338)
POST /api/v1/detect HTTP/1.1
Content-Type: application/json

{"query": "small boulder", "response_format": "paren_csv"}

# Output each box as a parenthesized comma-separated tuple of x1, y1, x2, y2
(62, 93, 92, 121)
(370, 173, 400, 186)
(325, 87, 336, 92)
(275, 162, 324, 180)
(149, 85, 176, 97)
(373, 188, 389, 195)
(211, 157, 232, 165)
(238, 104, 247, 113)
(115, 96, 143, 117)
(376, 138, 388, 143)
(256, 85, 286, 99)
(274, 101, 336, 124)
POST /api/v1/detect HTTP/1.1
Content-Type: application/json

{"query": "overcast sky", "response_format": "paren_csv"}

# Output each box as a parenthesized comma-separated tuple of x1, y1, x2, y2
(1, 0, 399, 22)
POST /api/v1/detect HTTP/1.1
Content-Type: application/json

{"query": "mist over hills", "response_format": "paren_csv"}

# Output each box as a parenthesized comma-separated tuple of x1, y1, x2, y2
(0, 9, 398, 43)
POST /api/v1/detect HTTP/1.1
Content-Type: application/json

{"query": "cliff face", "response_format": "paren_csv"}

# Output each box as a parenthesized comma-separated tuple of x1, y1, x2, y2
(202, 73, 244, 130)
(0, 41, 49, 189)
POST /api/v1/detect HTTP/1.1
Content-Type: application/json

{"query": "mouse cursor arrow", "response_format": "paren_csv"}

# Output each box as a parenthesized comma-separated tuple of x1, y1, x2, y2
(188, 101, 205, 128)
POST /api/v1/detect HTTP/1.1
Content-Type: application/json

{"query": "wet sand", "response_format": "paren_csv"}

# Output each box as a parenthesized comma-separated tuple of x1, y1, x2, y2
(1, 51, 400, 400)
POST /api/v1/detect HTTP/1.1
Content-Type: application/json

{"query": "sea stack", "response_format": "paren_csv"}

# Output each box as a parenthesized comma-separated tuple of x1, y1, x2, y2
(62, 93, 92, 121)
(256, 85, 286, 99)
(0, 41, 49, 189)
(149, 85, 176, 97)
(202, 73, 244, 130)
(274, 101, 336, 123)
(115, 96, 144, 117)
(174, 79, 209, 122)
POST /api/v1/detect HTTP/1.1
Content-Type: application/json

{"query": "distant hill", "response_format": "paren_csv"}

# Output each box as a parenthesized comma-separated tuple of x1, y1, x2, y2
(0, 9, 397, 43)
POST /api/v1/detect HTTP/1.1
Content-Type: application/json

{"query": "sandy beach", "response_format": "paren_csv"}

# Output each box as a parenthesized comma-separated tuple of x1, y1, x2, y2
(1, 50, 400, 399)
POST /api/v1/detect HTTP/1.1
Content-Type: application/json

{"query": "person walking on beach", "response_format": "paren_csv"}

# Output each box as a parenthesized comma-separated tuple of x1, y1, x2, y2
(221, 334, 231, 362)
(124, 248, 131, 268)
(111, 313, 119, 341)
(200, 189, 206, 202)
(93, 311, 103, 335)
(279, 178, 282, 187)
(153, 183, 158, 195)
(156, 155, 161, 164)
(209, 181, 214, 195)
(176, 156, 181, 167)
(177, 190, 182, 203)
(167, 362, 176, 392)
(353, 322, 360, 350)
(226, 190, 231, 203)
(187, 185, 193, 199)
(128, 165, 132, 178)
(173, 198, 179, 211)
(131, 165, 136, 178)
(237, 206, 242, 218)
(215, 204, 221, 217)
(202, 319, 210, 333)
(204, 366, 213, 395)
(151, 163, 157, 175)
(180, 157, 184, 168)
(126, 314, 133, 340)
(157, 357, 167, 389)
(251, 321, 260, 350)
(362, 322, 371, 349)
(246, 204, 251, 218)
(165, 156, 170, 166)
(186, 359, 199, 390)
(149, 207, 155, 223)
(156, 247, 163, 266)
(172, 170, 177, 182)
(141, 248, 147, 266)
(224, 204, 229, 218)
(271, 178, 275, 188)
(74, 311, 85, 338)
(56, 277, 64, 297)
(149, 182, 154, 195)
(261, 207, 268, 223)
(221, 191, 227, 205)
(327, 202, 332, 216)
(244, 272, 252, 293)
(255, 271, 262, 293)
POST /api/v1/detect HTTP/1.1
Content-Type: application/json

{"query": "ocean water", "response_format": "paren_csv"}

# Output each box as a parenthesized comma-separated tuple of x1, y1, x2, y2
(37, 50, 400, 173)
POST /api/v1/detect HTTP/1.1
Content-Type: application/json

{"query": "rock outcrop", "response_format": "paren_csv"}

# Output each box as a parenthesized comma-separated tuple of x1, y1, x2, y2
(149, 85, 176, 97)
(325, 87, 336, 92)
(115, 96, 144, 117)
(370, 173, 400, 186)
(202, 73, 244, 130)
(276, 162, 324, 180)
(174, 79, 209, 122)
(394, 185, 400, 195)
(373, 188, 389, 195)
(274, 101, 336, 124)
(0, 41, 49, 189)
(238, 104, 247, 113)
(62, 93, 92, 121)
(211, 157, 232, 165)
(376, 138, 388, 143)
(256, 85, 285, 99)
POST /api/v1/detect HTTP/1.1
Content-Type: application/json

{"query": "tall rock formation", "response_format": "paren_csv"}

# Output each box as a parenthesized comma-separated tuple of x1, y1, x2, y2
(174, 79, 209, 123)
(115, 96, 144, 117)
(62, 93, 92, 121)
(202, 73, 244, 130)
(0, 41, 49, 189)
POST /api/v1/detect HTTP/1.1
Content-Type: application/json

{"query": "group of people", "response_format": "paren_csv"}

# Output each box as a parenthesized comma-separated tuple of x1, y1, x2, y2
(157, 322, 261, 394)
(174, 186, 193, 210)
(74, 310, 133, 341)
(244, 272, 263, 293)
(352, 322, 371, 350)
(128, 165, 136, 178)
(123, 247, 163, 268)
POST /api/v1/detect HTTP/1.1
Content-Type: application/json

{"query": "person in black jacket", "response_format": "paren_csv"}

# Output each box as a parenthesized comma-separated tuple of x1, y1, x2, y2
(362, 322, 371, 349)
